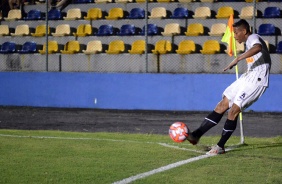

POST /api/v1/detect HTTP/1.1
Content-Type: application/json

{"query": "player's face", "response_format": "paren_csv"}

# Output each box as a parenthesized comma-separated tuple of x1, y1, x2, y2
(233, 26, 247, 44)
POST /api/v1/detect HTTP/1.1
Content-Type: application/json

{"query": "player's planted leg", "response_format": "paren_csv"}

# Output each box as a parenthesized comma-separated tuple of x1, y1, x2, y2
(206, 118, 238, 155)
(207, 104, 240, 155)
(217, 104, 240, 148)
(217, 117, 238, 148)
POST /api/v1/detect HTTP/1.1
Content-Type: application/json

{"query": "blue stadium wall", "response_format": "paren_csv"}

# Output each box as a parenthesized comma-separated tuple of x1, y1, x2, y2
(0, 72, 281, 112)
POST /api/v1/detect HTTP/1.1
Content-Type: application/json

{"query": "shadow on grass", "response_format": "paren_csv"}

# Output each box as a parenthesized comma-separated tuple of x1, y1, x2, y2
(226, 140, 282, 160)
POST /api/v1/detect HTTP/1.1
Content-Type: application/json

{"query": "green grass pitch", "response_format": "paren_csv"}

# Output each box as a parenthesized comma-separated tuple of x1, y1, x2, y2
(0, 129, 281, 184)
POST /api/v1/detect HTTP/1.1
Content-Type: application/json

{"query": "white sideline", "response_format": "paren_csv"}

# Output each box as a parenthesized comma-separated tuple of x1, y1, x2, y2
(0, 134, 195, 148)
(112, 154, 215, 184)
(0, 134, 161, 144)
(113, 145, 240, 184)
(158, 143, 206, 154)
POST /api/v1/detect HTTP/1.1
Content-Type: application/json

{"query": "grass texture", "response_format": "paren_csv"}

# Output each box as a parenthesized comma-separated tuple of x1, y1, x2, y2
(0, 129, 281, 184)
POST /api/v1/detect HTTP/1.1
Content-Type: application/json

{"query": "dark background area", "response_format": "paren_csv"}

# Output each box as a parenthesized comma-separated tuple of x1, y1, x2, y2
(0, 106, 281, 138)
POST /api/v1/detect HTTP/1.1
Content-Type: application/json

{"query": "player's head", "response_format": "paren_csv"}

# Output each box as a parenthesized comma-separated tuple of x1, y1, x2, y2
(233, 19, 251, 43)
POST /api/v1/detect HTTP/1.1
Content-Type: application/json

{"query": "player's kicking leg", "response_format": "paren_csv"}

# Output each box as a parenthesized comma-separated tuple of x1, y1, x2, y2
(187, 96, 230, 145)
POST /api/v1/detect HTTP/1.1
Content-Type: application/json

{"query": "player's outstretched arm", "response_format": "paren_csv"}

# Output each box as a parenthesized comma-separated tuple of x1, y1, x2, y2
(223, 44, 262, 71)
(223, 58, 239, 71)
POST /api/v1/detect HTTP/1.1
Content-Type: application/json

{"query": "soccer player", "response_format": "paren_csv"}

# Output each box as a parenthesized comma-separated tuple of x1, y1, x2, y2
(187, 19, 271, 155)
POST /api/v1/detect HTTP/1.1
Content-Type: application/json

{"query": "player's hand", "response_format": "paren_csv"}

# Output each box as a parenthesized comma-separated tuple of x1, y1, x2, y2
(223, 58, 239, 71)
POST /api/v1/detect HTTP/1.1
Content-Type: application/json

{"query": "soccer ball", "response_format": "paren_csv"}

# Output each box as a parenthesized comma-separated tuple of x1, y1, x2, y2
(169, 122, 189, 143)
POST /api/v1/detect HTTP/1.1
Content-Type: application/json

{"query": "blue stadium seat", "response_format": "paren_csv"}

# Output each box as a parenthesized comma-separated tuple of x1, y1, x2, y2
(127, 8, 145, 19)
(118, 24, 136, 36)
(268, 0, 282, 2)
(24, 9, 42, 20)
(18, 41, 37, 54)
(96, 25, 114, 36)
(0, 41, 16, 54)
(48, 9, 61, 20)
(170, 7, 188, 19)
(276, 41, 282, 54)
(263, 7, 281, 18)
(257, 24, 276, 36)
(140, 24, 158, 36)
(73, 0, 93, 3)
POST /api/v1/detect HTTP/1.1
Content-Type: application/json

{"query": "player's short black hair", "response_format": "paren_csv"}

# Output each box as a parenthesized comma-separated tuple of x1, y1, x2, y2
(233, 19, 251, 33)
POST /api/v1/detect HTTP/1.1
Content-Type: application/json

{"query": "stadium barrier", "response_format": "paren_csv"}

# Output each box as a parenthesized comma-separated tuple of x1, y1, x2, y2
(0, 72, 281, 112)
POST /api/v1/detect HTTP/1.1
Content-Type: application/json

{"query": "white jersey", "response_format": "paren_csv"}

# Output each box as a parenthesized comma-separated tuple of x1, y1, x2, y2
(223, 34, 271, 109)
(243, 34, 271, 87)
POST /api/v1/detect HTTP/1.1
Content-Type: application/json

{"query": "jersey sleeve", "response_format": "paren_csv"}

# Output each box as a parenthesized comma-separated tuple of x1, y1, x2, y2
(247, 34, 262, 48)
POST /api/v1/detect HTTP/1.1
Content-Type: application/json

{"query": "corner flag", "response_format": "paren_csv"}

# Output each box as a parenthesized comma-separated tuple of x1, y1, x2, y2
(221, 14, 245, 144)
(221, 14, 237, 57)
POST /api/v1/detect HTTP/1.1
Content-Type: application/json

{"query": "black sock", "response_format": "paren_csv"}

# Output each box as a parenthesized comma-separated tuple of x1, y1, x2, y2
(192, 111, 224, 138)
(217, 118, 238, 149)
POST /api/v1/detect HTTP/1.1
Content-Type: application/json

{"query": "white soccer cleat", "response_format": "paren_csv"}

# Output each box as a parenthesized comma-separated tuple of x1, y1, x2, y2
(206, 145, 225, 155)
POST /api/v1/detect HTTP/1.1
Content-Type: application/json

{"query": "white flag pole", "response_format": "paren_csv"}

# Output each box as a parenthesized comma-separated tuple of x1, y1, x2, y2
(235, 65, 245, 144)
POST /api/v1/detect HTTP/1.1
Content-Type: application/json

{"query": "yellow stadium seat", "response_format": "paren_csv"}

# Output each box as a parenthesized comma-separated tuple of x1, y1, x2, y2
(82, 40, 102, 54)
(136, 0, 153, 2)
(148, 7, 166, 19)
(185, 23, 204, 36)
(39, 41, 59, 54)
(225, 41, 245, 55)
(152, 40, 172, 54)
(0, 25, 9, 36)
(200, 40, 220, 54)
(239, 6, 256, 19)
(176, 40, 196, 54)
(31, 25, 50, 37)
(63, 8, 81, 20)
(106, 40, 125, 54)
(105, 8, 124, 20)
(116, 0, 133, 3)
(216, 6, 234, 19)
(95, 0, 112, 3)
(4, 9, 22, 21)
(178, 0, 194, 2)
(208, 23, 226, 36)
(245, 0, 261, 2)
(73, 24, 92, 37)
(52, 24, 70, 36)
(84, 8, 102, 20)
(157, 0, 174, 2)
(200, 0, 214, 2)
(161, 23, 180, 36)
(61, 41, 80, 54)
(128, 40, 145, 54)
(193, 7, 211, 19)
(11, 24, 29, 36)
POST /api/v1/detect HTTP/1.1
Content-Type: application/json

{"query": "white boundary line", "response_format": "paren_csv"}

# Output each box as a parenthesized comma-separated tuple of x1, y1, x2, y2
(112, 154, 215, 184)
(158, 143, 206, 154)
(0, 133, 161, 144)
(113, 144, 240, 184)
(0, 133, 198, 149)
(0, 133, 203, 153)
